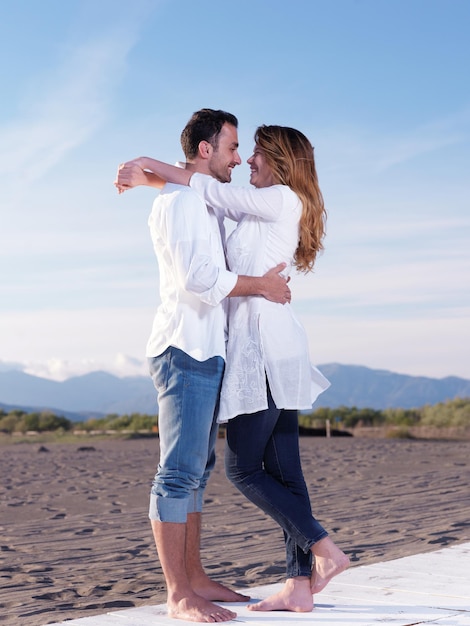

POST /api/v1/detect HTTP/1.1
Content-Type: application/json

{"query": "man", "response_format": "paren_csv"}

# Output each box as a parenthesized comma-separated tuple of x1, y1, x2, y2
(116, 109, 290, 622)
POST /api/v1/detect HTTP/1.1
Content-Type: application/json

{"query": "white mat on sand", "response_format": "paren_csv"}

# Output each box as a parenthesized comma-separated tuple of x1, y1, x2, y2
(46, 541, 470, 625)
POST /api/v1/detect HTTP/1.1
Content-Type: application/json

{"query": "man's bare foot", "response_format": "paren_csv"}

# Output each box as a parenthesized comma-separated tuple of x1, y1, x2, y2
(248, 577, 313, 612)
(311, 536, 350, 594)
(167, 590, 237, 622)
(190, 573, 249, 602)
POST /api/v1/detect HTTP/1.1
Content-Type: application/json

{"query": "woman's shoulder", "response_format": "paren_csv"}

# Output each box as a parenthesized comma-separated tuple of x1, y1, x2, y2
(272, 184, 301, 211)
(272, 183, 298, 197)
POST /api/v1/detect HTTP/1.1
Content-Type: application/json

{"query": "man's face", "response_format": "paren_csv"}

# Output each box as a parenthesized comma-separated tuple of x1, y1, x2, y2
(207, 123, 241, 182)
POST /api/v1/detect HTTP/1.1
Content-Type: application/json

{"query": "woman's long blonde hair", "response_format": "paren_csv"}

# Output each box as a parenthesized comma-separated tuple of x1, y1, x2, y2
(255, 125, 326, 273)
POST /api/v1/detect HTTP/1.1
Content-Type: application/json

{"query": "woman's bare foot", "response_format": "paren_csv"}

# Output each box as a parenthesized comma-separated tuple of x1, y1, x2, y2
(248, 577, 313, 612)
(167, 590, 237, 622)
(311, 536, 350, 594)
(190, 573, 249, 602)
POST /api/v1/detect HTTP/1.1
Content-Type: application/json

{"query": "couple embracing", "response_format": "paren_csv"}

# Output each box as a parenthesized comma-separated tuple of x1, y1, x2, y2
(115, 108, 349, 623)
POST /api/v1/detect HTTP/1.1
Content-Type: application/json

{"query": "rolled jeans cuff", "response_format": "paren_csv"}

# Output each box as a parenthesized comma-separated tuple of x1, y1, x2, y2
(148, 490, 203, 523)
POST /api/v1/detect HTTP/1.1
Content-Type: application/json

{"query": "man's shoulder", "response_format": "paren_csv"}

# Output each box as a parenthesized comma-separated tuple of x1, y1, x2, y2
(158, 183, 203, 203)
(151, 183, 206, 217)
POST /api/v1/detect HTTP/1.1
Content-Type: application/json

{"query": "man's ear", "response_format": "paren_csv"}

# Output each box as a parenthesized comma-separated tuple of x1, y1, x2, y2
(198, 140, 213, 160)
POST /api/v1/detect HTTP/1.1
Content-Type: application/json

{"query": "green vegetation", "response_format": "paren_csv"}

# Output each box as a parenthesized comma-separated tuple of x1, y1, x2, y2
(299, 397, 470, 430)
(0, 409, 72, 434)
(75, 413, 157, 433)
(0, 409, 157, 436)
(420, 398, 470, 428)
(1, 397, 469, 438)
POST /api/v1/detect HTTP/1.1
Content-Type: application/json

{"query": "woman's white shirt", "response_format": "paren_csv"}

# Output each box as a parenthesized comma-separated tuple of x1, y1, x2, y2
(189, 173, 330, 422)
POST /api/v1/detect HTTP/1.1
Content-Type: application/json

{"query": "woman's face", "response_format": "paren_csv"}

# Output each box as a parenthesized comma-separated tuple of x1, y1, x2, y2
(247, 144, 275, 188)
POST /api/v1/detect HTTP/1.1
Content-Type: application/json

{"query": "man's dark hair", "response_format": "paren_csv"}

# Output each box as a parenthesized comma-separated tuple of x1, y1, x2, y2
(180, 109, 238, 160)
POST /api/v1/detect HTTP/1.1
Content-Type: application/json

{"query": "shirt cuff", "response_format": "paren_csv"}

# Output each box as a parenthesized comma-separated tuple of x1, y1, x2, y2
(200, 269, 238, 306)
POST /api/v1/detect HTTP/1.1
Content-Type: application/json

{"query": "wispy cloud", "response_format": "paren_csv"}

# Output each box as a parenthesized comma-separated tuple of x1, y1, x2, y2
(0, 307, 153, 380)
(326, 215, 470, 245)
(318, 107, 470, 176)
(21, 352, 148, 382)
(0, 354, 148, 382)
(303, 312, 470, 380)
(374, 111, 470, 171)
(0, 28, 140, 190)
(290, 240, 470, 325)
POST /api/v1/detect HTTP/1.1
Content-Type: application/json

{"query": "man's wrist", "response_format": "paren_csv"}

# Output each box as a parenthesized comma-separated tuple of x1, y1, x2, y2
(255, 276, 267, 297)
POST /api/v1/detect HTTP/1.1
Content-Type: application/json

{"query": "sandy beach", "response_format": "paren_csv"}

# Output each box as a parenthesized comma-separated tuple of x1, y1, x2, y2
(1, 435, 469, 626)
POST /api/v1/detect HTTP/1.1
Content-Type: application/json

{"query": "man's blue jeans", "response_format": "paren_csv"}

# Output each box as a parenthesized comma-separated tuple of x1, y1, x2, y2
(148, 346, 224, 523)
(225, 388, 328, 578)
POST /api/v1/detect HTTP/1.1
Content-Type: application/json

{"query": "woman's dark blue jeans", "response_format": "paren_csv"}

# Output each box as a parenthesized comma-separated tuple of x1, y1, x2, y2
(225, 389, 328, 579)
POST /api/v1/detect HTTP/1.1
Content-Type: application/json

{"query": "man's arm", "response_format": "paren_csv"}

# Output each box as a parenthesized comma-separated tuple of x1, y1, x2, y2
(229, 263, 291, 304)
(116, 161, 291, 305)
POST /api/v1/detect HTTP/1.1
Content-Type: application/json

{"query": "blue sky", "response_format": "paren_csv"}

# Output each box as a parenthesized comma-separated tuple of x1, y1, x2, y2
(1, 0, 469, 382)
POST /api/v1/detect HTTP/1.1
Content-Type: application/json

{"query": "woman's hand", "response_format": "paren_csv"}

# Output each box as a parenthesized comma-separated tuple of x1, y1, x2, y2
(115, 156, 190, 193)
(114, 159, 149, 193)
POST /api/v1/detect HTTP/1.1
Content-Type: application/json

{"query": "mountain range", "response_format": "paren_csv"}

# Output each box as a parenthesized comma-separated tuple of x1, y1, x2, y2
(1, 364, 469, 419)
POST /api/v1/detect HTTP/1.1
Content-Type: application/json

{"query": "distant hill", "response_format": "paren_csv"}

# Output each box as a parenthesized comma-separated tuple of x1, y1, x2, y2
(0, 364, 469, 418)
(0, 370, 157, 418)
(316, 363, 470, 410)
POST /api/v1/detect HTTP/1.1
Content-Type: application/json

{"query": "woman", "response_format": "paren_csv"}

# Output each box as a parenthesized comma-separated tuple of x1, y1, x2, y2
(116, 125, 349, 612)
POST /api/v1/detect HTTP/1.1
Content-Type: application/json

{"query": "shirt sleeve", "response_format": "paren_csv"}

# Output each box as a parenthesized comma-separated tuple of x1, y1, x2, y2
(189, 172, 286, 222)
(165, 188, 237, 306)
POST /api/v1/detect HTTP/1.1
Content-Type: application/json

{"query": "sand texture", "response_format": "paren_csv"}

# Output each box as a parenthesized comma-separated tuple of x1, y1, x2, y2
(1, 436, 469, 625)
